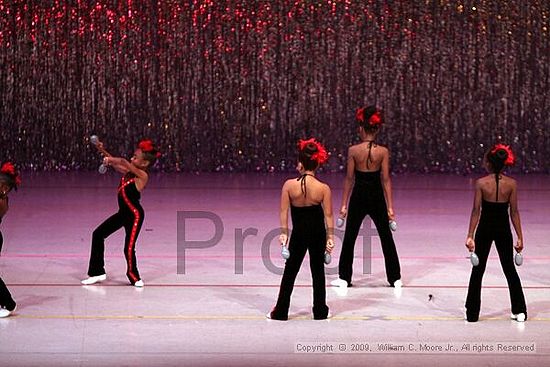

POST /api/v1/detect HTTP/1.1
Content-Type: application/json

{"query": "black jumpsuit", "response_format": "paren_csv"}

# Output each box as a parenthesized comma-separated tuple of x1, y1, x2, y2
(337, 170, 401, 286)
(271, 176, 329, 320)
(465, 198, 527, 321)
(0, 220, 17, 312)
(87, 175, 144, 284)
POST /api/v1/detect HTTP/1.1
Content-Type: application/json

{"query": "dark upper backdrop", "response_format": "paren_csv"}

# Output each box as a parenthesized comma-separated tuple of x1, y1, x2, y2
(1, 1, 548, 173)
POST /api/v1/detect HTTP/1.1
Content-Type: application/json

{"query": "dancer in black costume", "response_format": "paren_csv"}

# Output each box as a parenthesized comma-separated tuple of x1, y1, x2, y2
(81, 139, 160, 287)
(0, 162, 21, 318)
(332, 106, 401, 288)
(268, 138, 334, 320)
(465, 144, 527, 322)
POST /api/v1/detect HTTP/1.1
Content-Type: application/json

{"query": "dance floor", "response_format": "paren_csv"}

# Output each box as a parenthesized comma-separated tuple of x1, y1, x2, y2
(0, 172, 548, 367)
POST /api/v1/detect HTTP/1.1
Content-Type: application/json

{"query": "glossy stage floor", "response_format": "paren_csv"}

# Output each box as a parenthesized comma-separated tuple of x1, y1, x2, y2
(0, 172, 548, 367)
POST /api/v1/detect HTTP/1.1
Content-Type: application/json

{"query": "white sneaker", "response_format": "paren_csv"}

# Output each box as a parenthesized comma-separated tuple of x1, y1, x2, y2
(330, 278, 349, 288)
(81, 274, 107, 285)
(393, 280, 403, 288)
(0, 307, 13, 318)
(134, 280, 144, 288)
(511, 313, 526, 322)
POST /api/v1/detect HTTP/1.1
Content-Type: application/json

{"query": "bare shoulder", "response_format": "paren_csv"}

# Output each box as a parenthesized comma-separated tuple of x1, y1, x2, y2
(308, 176, 330, 192)
(136, 168, 149, 180)
(377, 145, 389, 155)
(503, 175, 517, 187)
(475, 175, 490, 187)
(348, 144, 361, 156)
(282, 178, 295, 189)
(320, 181, 331, 193)
(474, 179, 482, 188)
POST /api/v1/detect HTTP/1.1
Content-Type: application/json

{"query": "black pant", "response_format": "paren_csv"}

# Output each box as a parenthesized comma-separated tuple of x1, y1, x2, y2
(273, 238, 328, 320)
(87, 210, 144, 284)
(465, 226, 527, 319)
(273, 206, 329, 320)
(0, 230, 16, 311)
(338, 187, 401, 286)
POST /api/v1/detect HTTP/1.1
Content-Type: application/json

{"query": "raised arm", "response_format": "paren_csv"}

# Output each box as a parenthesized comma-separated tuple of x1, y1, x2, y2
(95, 141, 113, 158)
(380, 148, 394, 220)
(104, 157, 149, 190)
(323, 184, 335, 253)
(509, 181, 524, 252)
(104, 156, 130, 175)
(279, 181, 291, 245)
(466, 180, 482, 252)
(340, 147, 355, 218)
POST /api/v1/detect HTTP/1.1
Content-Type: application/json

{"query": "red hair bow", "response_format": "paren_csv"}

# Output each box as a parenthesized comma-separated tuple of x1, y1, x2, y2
(355, 108, 365, 122)
(369, 111, 382, 126)
(356, 108, 383, 126)
(491, 144, 515, 166)
(138, 139, 155, 152)
(1, 162, 22, 187)
(138, 139, 161, 159)
(298, 138, 329, 165)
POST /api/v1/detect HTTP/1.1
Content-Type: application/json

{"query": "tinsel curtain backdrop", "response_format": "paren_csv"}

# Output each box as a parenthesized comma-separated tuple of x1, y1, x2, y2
(0, 1, 549, 173)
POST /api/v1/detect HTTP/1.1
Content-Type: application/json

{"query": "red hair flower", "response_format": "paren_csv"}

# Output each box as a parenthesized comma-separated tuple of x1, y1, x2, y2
(491, 144, 515, 166)
(138, 139, 161, 159)
(1, 162, 22, 187)
(298, 138, 329, 165)
(355, 108, 365, 123)
(138, 139, 155, 152)
(1, 162, 16, 176)
(368, 111, 383, 126)
(356, 108, 383, 127)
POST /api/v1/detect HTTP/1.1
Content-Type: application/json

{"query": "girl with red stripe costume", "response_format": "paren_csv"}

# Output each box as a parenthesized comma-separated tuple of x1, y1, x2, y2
(0, 162, 21, 318)
(81, 139, 160, 287)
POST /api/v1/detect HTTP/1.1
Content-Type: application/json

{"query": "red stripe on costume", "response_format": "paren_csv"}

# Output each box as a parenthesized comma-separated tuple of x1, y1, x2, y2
(119, 178, 140, 283)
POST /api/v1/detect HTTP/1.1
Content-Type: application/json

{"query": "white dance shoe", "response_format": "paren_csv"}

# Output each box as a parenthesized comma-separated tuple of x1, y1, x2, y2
(0, 306, 15, 318)
(81, 274, 107, 285)
(511, 313, 526, 322)
(134, 280, 144, 288)
(330, 278, 349, 288)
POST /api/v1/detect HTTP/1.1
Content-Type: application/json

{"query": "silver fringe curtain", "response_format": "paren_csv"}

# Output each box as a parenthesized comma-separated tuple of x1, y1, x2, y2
(0, 1, 549, 173)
